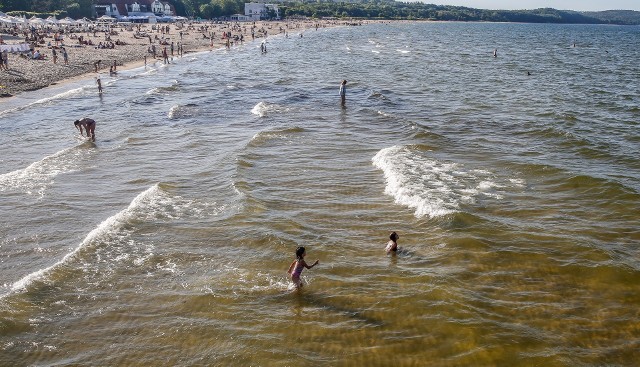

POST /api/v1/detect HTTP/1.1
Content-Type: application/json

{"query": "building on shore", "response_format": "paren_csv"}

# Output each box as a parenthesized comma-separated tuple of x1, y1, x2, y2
(244, 3, 280, 21)
(93, 0, 176, 23)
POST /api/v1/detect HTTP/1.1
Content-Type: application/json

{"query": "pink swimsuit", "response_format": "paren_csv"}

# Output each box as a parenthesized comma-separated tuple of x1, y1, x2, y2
(292, 261, 305, 278)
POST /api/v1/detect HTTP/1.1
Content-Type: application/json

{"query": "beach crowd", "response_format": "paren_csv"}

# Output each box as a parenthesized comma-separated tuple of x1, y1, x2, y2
(0, 18, 353, 98)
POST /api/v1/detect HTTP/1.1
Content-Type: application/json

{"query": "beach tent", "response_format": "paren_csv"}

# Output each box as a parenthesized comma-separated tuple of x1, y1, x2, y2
(45, 16, 59, 25)
(28, 17, 45, 25)
(97, 15, 116, 22)
(58, 17, 76, 25)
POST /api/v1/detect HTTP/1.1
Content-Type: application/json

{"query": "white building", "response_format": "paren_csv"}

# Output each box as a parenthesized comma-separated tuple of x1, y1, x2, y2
(150, 0, 173, 16)
(93, 1, 174, 20)
(244, 3, 280, 21)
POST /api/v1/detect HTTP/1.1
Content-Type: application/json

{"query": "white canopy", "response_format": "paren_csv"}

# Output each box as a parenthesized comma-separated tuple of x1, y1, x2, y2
(58, 17, 76, 25)
(28, 17, 45, 24)
(0, 17, 17, 24)
(97, 15, 116, 22)
(45, 16, 59, 24)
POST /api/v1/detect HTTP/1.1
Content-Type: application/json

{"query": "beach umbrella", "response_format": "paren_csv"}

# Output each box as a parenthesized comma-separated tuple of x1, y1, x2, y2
(97, 15, 116, 22)
(29, 17, 45, 24)
(58, 17, 76, 25)
(46, 16, 59, 24)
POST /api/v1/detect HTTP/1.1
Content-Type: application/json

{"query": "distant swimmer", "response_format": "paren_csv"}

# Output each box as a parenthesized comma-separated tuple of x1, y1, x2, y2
(385, 232, 399, 255)
(493, 49, 497, 58)
(287, 246, 319, 289)
(74, 118, 96, 142)
(527, 71, 531, 76)
(339, 79, 347, 105)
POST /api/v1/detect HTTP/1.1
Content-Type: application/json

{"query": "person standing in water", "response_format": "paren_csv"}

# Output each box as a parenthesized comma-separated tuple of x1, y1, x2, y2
(385, 232, 399, 255)
(339, 79, 347, 105)
(96, 75, 102, 94)
(74, 118, 96, 142)
(287, 246, 319, 289)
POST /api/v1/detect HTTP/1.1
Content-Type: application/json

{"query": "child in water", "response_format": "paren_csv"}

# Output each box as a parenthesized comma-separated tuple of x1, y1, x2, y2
(385, 232, 399, 254)
(287, 246, 319, 288)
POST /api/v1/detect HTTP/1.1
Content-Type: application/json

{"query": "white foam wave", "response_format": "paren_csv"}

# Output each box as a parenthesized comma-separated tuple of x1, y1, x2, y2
(147, 80, 179, 95)
(251, 101, 290, 117)
(249, 126, 304, 146)
(8, 184, 159, 293)
(0, 87, 86, 117)
(6, 184, 224, 296)
(168, 104, 198, 119)
(372, 145, 512, 218)
(0, 143, 92, 196)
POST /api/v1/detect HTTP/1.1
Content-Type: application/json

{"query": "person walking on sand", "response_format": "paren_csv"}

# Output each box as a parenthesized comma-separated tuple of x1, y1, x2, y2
(385, 232, 399, 255)
(1, 49, 8, 70)
(287, 246, 319, 289)
(74, 118, 96, 142)
(62, 47, 68, 65)
(339, 79, 347, 105)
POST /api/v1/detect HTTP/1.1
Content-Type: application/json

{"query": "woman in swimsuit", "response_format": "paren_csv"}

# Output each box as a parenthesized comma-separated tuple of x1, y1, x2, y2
(287, 246, 319, 289)
(74, 118, 96, 142)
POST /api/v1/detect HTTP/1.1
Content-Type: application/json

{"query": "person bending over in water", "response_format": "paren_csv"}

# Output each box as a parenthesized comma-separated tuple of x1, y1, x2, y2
(74, 118, 96, 142)
(287, 246, 319, 288)
(385, 231, 399, 255)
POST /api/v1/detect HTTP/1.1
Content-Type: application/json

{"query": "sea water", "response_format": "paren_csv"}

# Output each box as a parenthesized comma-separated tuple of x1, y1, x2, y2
(1, 22, 639, 366)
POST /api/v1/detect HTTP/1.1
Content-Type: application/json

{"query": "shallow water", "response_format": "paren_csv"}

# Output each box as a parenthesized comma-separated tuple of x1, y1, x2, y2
(1, 22, 639, 366)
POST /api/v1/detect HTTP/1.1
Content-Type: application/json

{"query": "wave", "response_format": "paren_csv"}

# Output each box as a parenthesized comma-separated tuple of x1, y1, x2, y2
(5, 183, 224, 297)
(250, 101, 291, 117)
(168, 103, 199, 119)
(248, 126, 305, 147)
(0, 142, 95, 196)
(146, 80, 179, 95)
(0, 87, 87, 118)
(372, 145, 519, 218)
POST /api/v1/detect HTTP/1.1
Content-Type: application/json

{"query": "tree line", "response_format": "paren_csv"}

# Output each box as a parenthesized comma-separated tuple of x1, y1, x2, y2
(2, 0, 639, 25)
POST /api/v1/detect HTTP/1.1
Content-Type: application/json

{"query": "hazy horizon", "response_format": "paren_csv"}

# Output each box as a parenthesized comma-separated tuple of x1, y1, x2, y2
(407, 1, 640, 12)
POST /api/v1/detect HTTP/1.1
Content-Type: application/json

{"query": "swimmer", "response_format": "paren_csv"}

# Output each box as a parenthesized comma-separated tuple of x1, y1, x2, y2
(74, 118, 96, 142)
(385, 232, 399, 255)
(493, 49, 497, 58)
(287, 246, 319, 289)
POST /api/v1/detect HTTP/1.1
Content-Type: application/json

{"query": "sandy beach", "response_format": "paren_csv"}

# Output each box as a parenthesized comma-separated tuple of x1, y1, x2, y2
(0, 19, 346, 98)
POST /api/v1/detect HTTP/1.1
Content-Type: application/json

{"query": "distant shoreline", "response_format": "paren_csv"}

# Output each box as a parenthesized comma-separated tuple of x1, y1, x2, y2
(0, 19, 360, 99)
